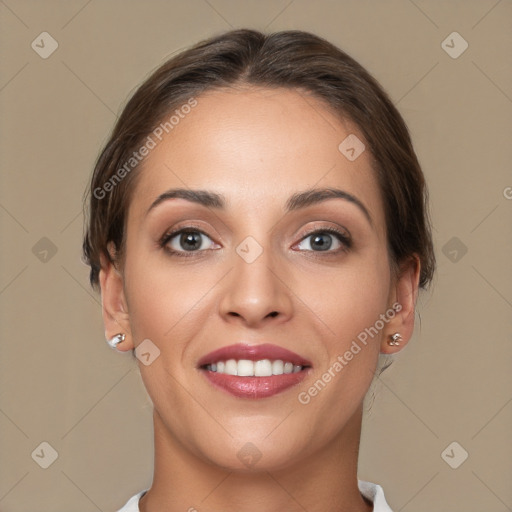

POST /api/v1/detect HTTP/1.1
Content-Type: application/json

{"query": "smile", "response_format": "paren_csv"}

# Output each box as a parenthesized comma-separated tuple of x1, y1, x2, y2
(203, 359, 304, 376)
(198, 343, 312, 399)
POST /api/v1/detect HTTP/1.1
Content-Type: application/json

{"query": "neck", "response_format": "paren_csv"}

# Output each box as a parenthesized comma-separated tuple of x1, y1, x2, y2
(139, 404, 373, 512)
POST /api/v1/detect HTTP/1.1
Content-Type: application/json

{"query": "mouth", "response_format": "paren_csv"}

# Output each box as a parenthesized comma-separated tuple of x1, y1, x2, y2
(197, 343, 312, 399)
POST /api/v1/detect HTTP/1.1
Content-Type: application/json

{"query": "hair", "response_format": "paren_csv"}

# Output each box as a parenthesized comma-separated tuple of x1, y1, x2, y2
(82, 28, 435, 294)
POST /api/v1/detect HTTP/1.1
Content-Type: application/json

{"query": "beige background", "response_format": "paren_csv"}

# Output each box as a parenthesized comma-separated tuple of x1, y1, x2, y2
(1, 1, 511, 511)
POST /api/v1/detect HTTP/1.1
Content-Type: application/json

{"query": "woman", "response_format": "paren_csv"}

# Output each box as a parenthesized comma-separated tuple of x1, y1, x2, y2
(82, 28, 435, 512)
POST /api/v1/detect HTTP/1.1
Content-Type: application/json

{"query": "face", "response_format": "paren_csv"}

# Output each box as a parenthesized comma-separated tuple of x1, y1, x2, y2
(102, 86, 415, 471)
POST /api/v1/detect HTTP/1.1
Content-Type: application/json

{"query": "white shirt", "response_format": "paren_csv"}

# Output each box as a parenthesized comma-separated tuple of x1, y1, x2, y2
(116, 479, 393, 511)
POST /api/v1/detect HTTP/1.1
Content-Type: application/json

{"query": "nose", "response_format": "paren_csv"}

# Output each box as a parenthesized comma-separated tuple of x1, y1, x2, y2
(218, 242, 293, 328)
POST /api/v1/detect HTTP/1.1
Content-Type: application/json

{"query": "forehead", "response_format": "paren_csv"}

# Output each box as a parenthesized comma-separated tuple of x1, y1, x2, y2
(127, 86, 385, 232)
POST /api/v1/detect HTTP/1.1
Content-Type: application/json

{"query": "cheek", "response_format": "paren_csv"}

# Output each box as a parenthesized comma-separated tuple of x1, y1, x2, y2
(295, 254, 390, 432)
(124, 240, 205, 320)
(295, 249, 391, 346)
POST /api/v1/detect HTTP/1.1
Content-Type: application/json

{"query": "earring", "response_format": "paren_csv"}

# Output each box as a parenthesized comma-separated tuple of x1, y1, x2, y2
(388, 333, 402, 346)
(107, 333, 126, 350)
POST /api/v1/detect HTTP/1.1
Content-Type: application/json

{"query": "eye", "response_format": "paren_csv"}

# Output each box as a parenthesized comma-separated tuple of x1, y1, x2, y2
(295, 227, 352, 254)
(159, 225, 352, 258)
(159, 227, 217, 257)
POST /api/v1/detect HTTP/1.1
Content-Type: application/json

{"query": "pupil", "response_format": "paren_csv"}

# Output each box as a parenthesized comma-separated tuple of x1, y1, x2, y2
(311, 233, 331, 251)
(181, 232, 200, 250)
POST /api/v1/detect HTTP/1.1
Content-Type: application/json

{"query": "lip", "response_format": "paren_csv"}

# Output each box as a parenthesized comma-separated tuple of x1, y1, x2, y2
(197, 343, 313, 368)
(197, 343, 313, 400)
(201, 370, 311, 399)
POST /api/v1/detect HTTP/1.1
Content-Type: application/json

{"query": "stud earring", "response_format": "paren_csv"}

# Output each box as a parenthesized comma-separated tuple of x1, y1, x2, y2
(107, 333, 126, 350)
(387, 333, 402, 346)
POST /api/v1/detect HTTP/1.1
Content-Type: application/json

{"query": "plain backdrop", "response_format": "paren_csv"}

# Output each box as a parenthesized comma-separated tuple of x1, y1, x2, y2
(0, 1, 511, 511)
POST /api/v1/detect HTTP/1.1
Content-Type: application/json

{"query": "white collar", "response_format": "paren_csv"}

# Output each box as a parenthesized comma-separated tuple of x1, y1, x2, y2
(117, 479, 394, 511)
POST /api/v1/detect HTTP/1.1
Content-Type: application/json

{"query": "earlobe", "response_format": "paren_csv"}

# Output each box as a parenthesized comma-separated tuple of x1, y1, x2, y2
(98, 244, 133, 351)
(380, 255, 421, 354)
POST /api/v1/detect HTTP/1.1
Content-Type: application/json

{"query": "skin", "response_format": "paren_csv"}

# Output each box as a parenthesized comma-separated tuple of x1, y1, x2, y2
(99, 86, 420, 512)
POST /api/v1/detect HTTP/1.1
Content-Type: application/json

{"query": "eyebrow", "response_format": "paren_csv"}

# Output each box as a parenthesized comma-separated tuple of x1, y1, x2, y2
(145, 187, 372, 225)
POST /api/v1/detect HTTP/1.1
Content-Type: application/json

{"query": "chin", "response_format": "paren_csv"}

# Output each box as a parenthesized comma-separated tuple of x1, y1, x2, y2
(191, 429, 312, 474)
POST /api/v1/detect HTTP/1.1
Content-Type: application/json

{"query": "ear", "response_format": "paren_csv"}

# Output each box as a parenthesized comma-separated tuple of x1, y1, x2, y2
(98, 242, 134, 351)
(380, 255, 421, 354)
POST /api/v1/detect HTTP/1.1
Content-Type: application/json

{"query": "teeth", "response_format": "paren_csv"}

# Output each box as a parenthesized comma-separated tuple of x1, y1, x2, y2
(224, 359, 238, 375)
(238, 359, 254, 376)
(272, 360, 284, 374)
(254, 359, 272, 376)
(205, 359, 305, 376)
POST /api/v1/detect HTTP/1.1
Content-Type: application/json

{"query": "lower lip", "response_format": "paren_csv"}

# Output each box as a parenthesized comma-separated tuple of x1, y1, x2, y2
(200, 368, 310, 399)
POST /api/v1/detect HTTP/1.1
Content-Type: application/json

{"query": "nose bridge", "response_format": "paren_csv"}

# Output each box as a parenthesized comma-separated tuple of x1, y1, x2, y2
(234, 235, 277, 302)
(219, 232, 291, 324)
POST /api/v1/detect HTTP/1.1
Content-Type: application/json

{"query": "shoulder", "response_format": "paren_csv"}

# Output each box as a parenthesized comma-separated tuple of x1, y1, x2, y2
(115, 489, 148, 512)
(358, 479, 394, 512)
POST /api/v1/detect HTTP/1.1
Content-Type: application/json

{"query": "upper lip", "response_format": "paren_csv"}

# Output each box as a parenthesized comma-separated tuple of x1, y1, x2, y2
(197, 343, 312, 368)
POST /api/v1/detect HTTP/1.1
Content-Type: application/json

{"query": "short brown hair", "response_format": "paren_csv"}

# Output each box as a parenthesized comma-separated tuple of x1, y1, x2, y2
(82, 28, 435, 291)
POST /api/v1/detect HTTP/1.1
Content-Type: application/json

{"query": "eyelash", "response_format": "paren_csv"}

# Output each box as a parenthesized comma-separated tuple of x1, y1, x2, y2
(158, 225, 352, 259)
